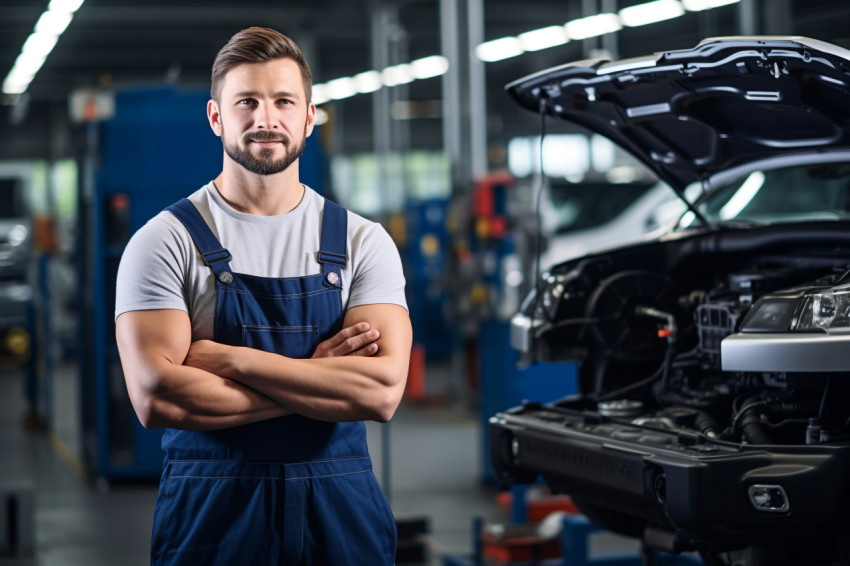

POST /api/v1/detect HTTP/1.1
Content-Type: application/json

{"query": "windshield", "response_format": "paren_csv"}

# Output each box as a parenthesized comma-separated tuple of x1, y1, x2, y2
(549, 180, 656, 234)
(677, 162, 850, 228)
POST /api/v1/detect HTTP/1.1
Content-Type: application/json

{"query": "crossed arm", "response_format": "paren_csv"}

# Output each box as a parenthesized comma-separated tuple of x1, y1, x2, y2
(116, 304, 412, 431)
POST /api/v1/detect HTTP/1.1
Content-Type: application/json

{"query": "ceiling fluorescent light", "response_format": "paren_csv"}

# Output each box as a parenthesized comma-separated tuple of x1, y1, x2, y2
(8, 61, 39, 88)
(325, 77, 357, 100)
(311, 84, 329, 105)
(13, 50, 48, 75)
(22, 33, 59, 57)
(620, 0, 684, 26)
(8, 66, 36, 84)
(35, 10, 74, 35)
(682, 0, 740, 10)
(2, 76, 30, 95)
(565, 13, 622, 40)
(3, 0, 83, 96)
(353, 70, 382, 93)
(518, 26, 569, 52)
(382, 64, 414, 87)
(48, 0, 85, 13)
(411, 55, 449, 79)
(475, 37, 524, 62)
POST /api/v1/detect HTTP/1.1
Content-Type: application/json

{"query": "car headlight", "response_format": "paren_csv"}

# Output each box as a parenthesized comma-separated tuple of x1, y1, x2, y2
(8, 224, 28, 246)
(795, 284, 850, 334)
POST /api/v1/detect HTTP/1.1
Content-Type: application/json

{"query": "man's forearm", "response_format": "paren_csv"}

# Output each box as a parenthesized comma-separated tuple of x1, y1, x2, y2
(126, 360, 291, 430)
(228, 347, 405, 422)
(184, 340, 405, 422)
(180, 305, 412, 423)
(117, 309, 292, 431)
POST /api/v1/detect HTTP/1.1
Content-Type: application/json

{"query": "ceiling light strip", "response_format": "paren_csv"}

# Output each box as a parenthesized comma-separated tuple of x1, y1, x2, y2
(619, 0, 685, 27)
(310, 0, 739, 105)
(2, 0, 85, 95)
(1, 0, 736, 101)
(470, 0, 740, 63)
(313, 55, 450, 104)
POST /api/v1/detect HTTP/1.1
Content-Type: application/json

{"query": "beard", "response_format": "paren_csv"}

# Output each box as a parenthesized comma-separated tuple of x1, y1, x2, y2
(222, 125, 307, 176)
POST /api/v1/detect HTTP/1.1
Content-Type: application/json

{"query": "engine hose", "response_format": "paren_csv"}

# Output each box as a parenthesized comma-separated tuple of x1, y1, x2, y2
(740, 411, 774, 444)
(694, 411, 722, 438)
(737, 396, 822, 444)
(767, 398, 822, 420)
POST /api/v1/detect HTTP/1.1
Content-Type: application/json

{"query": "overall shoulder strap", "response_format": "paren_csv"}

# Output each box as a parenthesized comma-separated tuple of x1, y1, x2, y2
(318, 199, 347, 281)
(165, 198, 233, 279)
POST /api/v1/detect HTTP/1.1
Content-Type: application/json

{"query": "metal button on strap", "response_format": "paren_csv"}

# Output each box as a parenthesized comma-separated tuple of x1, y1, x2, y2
(219, 271, 234, 285)
(326, 272, 340, 287)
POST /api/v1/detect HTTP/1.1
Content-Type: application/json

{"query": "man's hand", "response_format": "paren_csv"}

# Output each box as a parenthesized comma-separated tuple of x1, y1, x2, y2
(312, 322, 380, 358)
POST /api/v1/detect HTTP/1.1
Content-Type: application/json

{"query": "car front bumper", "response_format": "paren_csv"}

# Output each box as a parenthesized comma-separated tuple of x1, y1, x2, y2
(490, 401, 850, 548)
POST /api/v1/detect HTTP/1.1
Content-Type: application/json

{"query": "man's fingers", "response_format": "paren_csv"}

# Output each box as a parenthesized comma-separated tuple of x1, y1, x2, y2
(333, 329, 379, 355)
(312, 323, 380, 358)
(327, 322, 370, 348)
(348, 342, 379, 357)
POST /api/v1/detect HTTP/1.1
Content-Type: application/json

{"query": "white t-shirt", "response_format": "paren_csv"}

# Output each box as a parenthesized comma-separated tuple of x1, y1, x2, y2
(115, 182, 408, 341)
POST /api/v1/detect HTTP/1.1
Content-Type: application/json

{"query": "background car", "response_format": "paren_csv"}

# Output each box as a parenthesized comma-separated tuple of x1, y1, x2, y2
(0, 174, 33, 363)
(541, 178, 684, 270)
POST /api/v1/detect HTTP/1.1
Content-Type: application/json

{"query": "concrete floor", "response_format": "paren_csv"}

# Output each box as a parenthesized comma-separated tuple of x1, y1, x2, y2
(0, 359, 514, 566)
(0, 358, 645, 566)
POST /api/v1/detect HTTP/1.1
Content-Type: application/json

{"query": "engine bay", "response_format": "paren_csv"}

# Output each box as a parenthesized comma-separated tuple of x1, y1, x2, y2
(526, 229, 850, 450)
(492, 225, 850, 558)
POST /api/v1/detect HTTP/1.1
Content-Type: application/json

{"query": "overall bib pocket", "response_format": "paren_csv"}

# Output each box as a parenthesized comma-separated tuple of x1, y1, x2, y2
(242, 324, 318, 358)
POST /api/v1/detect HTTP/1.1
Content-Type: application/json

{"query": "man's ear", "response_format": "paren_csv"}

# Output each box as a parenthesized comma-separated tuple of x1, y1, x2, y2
(207, 99, 222, 137)
(305, 103, 317, 138)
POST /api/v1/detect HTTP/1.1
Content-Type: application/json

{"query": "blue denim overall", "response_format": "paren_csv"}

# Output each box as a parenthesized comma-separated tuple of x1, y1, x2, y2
(149, 198, 396, 565)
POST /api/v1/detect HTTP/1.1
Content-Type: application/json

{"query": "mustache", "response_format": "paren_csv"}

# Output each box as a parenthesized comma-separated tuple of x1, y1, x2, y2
(245, 131, 287, 143)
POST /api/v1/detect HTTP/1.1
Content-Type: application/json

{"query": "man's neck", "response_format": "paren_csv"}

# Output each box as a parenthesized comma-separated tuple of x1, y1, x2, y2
(213, 164, 305, 216)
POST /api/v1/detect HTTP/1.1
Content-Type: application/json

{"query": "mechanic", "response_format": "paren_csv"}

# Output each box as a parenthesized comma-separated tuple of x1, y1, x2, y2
(114, 26, 411, 565)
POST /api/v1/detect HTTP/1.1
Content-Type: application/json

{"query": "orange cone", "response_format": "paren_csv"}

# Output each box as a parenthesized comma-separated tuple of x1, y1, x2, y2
(405, 344, 426, 401)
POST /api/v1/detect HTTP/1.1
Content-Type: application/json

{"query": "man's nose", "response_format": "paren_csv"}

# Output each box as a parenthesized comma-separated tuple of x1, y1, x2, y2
(254, 103, 279, 129)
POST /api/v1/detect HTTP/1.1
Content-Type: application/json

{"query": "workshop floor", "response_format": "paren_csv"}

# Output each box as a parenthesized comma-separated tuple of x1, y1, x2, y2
(0, 359, 509, 566)
(0, 358, 640, 566)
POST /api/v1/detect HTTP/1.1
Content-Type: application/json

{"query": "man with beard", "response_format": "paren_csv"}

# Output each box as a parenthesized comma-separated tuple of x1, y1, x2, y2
(114, 27, 410, 565)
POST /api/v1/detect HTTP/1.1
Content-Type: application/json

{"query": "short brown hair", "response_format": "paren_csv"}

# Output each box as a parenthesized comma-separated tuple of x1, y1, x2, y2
(211, 27, 312, 103)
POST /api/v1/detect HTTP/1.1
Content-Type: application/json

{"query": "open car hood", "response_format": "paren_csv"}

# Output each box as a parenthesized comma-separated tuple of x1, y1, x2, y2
(506, 36, 850, 193)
